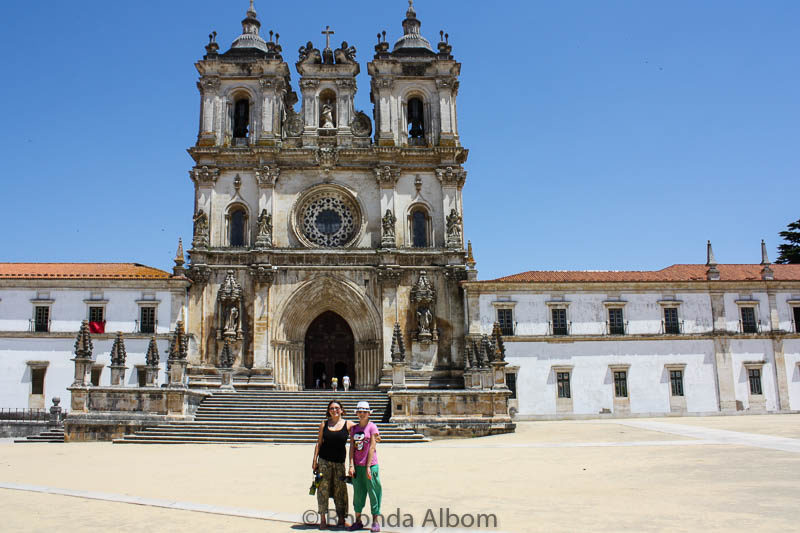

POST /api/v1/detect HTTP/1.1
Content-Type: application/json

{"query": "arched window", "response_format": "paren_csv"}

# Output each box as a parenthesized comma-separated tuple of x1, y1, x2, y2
(407, 97, 425, 145)
(233, 98, 249, 138)
(411, 208, 428, 248)
(229, 207, 247, 247)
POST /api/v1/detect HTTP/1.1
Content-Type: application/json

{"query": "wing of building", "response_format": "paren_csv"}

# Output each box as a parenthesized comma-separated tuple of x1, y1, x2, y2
(463, 249, 800, 418)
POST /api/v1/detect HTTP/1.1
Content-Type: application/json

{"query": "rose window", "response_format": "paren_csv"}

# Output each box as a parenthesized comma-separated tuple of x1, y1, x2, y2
(299, 191, 359, 247)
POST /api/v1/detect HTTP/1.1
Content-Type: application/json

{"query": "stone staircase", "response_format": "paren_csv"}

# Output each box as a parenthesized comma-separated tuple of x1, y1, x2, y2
(114, 390, 428, 444)
(14, 427, 65, 443)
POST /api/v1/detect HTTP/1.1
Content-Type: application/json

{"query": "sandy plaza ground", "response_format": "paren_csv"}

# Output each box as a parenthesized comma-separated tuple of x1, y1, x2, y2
(2, 415, 799, 532)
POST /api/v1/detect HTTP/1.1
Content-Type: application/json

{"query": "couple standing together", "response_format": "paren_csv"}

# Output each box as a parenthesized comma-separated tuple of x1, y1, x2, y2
(312, 400, 382, 531)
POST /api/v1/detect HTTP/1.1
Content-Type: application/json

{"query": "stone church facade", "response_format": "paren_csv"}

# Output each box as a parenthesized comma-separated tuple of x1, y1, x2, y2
(184, 1, 472, 392)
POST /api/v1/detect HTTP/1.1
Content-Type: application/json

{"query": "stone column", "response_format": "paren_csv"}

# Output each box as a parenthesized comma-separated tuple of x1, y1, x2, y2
(772, 338, 790, 411)
(712, 337, 736, 412)
(375, 78, 395, 146)
(391, 362, 407, 390)
(169, 360, 188, 389)
(250, 264, 276, 371)
(72, 357, 92, 387)
(49, 397, 63, 424)
(109, 365, 126, 386)
(198, 77, 220, 146)
(145, 365, 159, 387)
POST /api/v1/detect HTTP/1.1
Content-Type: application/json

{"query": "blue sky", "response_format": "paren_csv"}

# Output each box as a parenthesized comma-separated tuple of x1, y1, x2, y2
(0, 1, 797, 280)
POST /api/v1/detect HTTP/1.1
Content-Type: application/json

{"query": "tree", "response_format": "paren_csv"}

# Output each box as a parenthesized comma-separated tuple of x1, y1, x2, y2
(776, 218, 800, 264)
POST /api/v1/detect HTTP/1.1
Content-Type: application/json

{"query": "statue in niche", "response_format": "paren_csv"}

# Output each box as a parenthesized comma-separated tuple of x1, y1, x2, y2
(445, 208, 462, 247)
(410, 270, 436, 341)
(416, 307, 433, 336)
(255, 209, 272, 247)
(381, 209, 396, 247)
(334, 41, 357, 64)
(193, 209, 209, 247)
(320, 104, 335, 129)
(225, 306, 239, 335)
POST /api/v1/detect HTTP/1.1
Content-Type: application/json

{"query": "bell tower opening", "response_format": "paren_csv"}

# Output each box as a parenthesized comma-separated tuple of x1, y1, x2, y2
(233, 97, 250, 139)
(304, 311, 354, 389)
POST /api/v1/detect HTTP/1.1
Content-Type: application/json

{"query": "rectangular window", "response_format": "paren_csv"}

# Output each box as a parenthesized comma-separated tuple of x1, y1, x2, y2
(740, 307, 757, 333)
(31, 367, 46, 395)
(664, 307, 680, 334)
(89, 306, 105, 334)
(497, 308, 514, 336)
(137, 367, 147, 387)
(608, 308, 625, 335)
(552, 308, 568, 336)
(505, 372, 517, 399)
(614, 370, 628, 398)
(140, 307, 156, 334)
(91, 366, 103, 387)
(793, 307, 800, 333)
(34, 306, 50, 332)
(748, 368, 762, 395)
(557, 371, 571, 398)
(670, 370, 684, 397)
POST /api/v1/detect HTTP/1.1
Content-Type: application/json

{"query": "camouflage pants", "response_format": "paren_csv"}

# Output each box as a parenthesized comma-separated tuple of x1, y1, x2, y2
(316, 457, 349, 520)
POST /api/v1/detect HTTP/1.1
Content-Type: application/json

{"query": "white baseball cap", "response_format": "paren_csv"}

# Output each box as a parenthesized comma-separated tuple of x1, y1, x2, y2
(355, 401, 372, 413)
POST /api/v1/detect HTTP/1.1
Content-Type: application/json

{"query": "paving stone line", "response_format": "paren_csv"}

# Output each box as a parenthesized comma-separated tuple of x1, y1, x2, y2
(610, 420, 800, 453)
(425, 439, 723, 449)
(0, 482, 512, 533)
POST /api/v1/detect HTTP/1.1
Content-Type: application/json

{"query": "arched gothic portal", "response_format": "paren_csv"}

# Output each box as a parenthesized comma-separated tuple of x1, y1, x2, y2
(305, 311, 354, 389)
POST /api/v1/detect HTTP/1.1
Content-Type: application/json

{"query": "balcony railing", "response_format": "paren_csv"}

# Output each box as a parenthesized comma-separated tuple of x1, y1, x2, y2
(606, 321, 628, 336)
(135, 319, 159, 334)
(29, 319, 51, 333)
(547, 321, 571, 336)
(0, 408, 49, 422)
(661, 319, 684, 335)
(738, 319, 762, 334)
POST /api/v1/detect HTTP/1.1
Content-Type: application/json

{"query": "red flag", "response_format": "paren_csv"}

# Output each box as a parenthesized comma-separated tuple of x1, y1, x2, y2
(89, 321, 105, 334)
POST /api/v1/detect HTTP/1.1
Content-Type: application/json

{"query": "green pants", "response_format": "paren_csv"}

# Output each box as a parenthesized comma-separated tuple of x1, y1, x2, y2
(353, 465, 381, 516)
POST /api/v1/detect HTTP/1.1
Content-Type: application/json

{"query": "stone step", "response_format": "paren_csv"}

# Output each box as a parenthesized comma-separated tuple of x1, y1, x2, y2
(14, 429, 65, 443)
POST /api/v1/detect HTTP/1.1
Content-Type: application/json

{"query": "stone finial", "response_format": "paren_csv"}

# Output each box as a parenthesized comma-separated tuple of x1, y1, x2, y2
(390, 322, 406, 362)
(491, 322, 507, 362)
(466, 240, 476, 269)
(173, 238, 186, 276)
(145, 336, 160, 367)
(110, 332, 127, 366)
(760, 239, 774, 280)
(473, 339, 486, 368)
(463, 341, 473, 370)
(706, 240, 720, 280)
(482, 334, 496, 363)
(74, 320, 94, 358)
(168, 321, 188, 361)
(205, 31, 219, 57)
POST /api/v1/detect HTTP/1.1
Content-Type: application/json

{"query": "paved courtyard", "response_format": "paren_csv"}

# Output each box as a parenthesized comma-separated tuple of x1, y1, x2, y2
(2, 414, 799, 532)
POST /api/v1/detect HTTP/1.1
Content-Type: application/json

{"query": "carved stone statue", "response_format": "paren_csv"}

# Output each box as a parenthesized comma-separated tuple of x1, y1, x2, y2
(255, 209, 272, 248)
(446, 208, 462, 247)
(297, 41, 321, 64)
(192, 209, 209, 247)
(381, 209, 396, 247)
(320, 104, 335, 129)
(416, 307, 433, 335)
(334, 41, 357, 64)
(410, 271, 436, 341)
(225, 306, 239, 335)
(351, 111, 372, 138)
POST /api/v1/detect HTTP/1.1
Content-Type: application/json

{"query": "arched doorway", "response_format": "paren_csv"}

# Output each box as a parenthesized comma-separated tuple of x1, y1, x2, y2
(304, 311, 354, 389)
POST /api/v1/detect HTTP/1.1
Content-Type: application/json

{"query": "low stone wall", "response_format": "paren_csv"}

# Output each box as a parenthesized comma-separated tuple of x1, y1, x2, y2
(65, 387, 209, 442)
(388, 389, 515, 438)
(0, 421, 57, 438)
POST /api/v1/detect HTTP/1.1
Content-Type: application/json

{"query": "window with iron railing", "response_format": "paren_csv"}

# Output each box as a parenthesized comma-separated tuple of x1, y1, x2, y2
(740, 307, 758, 334)
(663, 307, 680, 334)
(140, 307, 156, 334)
(551, 308, 568, 336)
(34, 306, 50, 332)
(497, 308, 514, 336)
(607, 308, 625, 335)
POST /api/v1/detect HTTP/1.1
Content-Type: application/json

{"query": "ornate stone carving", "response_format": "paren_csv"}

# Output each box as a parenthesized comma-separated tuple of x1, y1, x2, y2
(482, 334, 496, 364)
(168, 321, 189, 362)
(186, 264, 211, 285)
(320, 104, 335, 129)
(334, 41, 357, 64)
(435, 166, 467, 187)
(74, 319, 94, 358)
(463, 341, 474, 370)
(411, 271, 436, 341)
(190, 165, 220, 186)
(376, 266, 401, 286)
(192, 209, 209, 248)
(390, 322, 406, 363)
(200, 76, 221, 93)
(351, 111, 372, 138)
(374, 165, 400, 187)
(445, 208, 463, 248)
(249, 263, 276, 284)
(297, 42, 322, 64)
(217, 270, 243, 338)
(259, 77, 285, 92)
(491, 322, 507, 362)
(443, 266, 468, 282)
(219, 339, 234, 368)
(299, 78, 320, 90)
(255, 165, 280, 187)
(283, 109, 304, 137)
(254, 209, 273, 248)
(315, 147, 339, 168)
(109, 332, 127, 367)
(300, 190, 357, 247)
(473, 337, 487, 368)
(381, 209, 397, 248)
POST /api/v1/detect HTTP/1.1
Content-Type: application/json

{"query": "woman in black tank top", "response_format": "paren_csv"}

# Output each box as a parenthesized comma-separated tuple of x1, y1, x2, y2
(312, 400, 355, 528)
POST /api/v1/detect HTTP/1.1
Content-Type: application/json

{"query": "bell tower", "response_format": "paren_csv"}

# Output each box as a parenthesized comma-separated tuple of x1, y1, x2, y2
(368, 0, 461, 147)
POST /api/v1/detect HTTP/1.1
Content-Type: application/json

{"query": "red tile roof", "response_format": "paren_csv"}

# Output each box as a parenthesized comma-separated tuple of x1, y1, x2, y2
(486, 264, 800, 283)
(0, 263, 172, 280)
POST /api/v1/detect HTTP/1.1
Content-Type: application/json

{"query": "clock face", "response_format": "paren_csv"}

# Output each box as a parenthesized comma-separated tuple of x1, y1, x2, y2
(300, 190, 358, 247)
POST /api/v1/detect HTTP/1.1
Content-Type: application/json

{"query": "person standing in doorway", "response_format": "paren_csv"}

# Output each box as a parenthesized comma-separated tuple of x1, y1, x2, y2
(312, 400, 355, 528)
(331, 376, 339, 392)
(342, 374, 351, 392)
(348, 401, 382, 532)
(321, 371, 327, 389)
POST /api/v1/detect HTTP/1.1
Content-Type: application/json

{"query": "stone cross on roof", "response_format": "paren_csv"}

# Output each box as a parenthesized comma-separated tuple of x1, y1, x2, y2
(321, 25, 334, 49)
